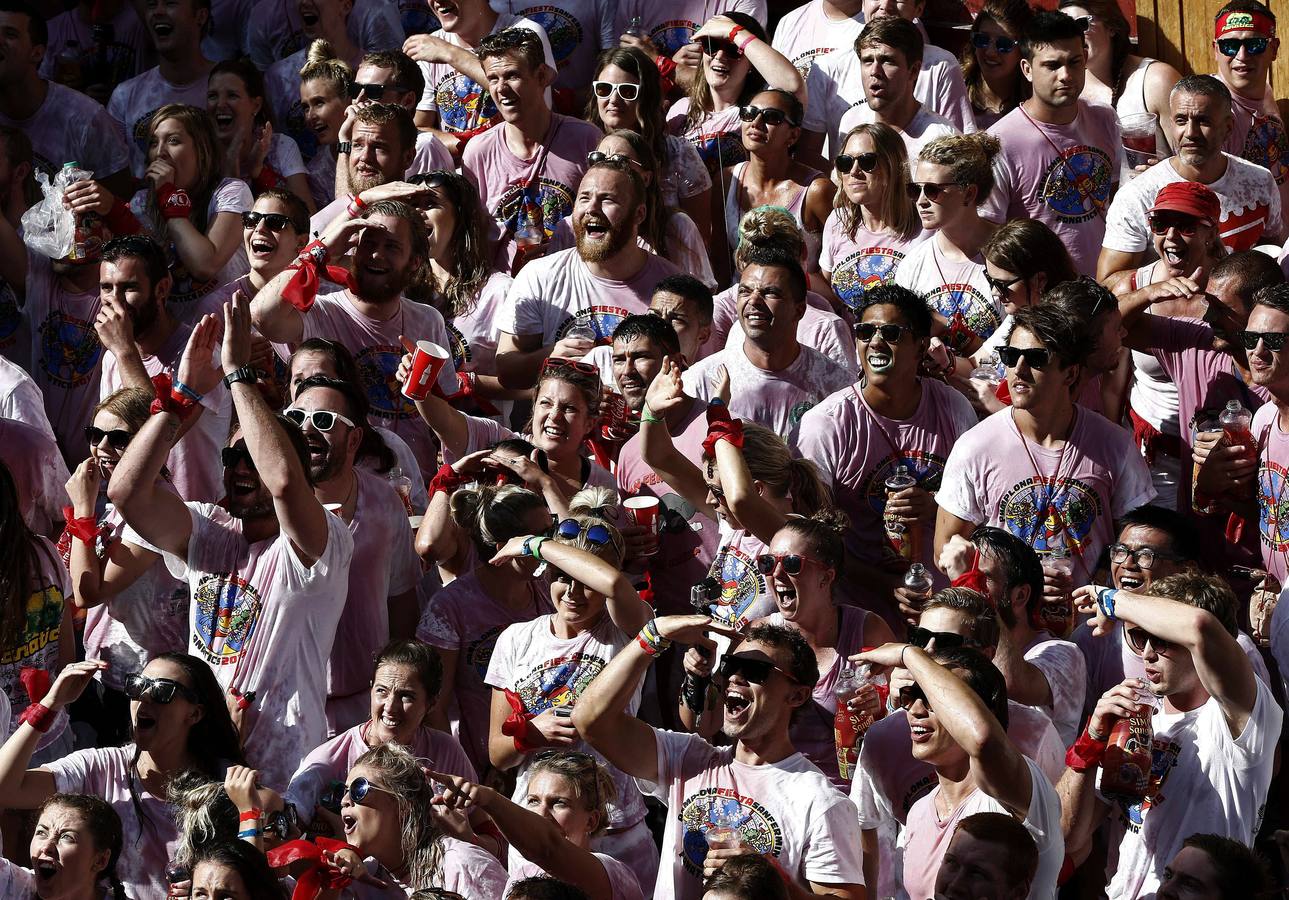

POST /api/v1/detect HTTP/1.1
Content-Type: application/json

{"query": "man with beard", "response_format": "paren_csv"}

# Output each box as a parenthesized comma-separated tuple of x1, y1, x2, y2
(1099, 75, 1282, 280)
(309, 103, 423, 233)
(574, 616, 866, 899)
(797, 285, 976, 605)
(0, 1, 132, 196)
(681, 247, 852, 448)
(288, 374, 420, 732)
(462, 27, 602, 271)
(252, 196, 457, 478)
(980, 11, 1121, 277)
(109, 291, 354, 791)
(495, 158, 677, 388)
(107, 0, 213, 177)
(96, 236, 232, 503)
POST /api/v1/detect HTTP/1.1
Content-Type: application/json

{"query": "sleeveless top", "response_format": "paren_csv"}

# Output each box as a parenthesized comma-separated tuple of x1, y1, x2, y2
(724, 161, 827, 271)
(1115, 58, 1171, 153)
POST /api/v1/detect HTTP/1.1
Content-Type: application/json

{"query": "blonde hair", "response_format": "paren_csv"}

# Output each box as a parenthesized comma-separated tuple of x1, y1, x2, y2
(735, 206, 804, 268)
(835, 124, 920, 242)
(352, 743, 444, 887)
(528, 752, 617, 838)
(167, 773, 236, 869)
(705, 423, 834, 515)
(300, 39, 354, 98)
(553, 486, 625, 565)
(916, 132, 1002, 204)
(449, 483, 548, 557)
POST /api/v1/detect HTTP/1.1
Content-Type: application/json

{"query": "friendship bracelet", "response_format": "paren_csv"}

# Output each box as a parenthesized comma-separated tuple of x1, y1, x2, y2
(345, 193, 367, 219)
(636, 619, 672, 656)
(641, 405, 663, 425)
(18, 703, 55, 733)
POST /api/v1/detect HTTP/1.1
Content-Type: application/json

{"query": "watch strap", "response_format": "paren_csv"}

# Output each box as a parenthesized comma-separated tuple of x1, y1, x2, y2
(337, 141, 352, 155)
(223, 365, 258, 389)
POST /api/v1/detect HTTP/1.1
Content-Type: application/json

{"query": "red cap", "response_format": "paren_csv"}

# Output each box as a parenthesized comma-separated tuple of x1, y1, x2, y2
(1148, 181, 1221, 225)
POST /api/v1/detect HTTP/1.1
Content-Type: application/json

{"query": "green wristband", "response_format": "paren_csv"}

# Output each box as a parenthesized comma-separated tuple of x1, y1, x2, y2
(641, 405, 663, 424)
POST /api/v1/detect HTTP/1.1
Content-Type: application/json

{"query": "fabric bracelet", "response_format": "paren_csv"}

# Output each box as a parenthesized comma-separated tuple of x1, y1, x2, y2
(155, 183, 192, 220)
(149, 372, 200, 421)
(18, 703, 55, 733)
(1064, 726, 1108, 773)
(62, 506, 99, 544)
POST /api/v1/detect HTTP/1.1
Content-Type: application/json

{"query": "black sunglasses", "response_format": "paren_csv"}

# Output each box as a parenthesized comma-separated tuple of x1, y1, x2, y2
(124, 673, 200, 705)
(1109, 543, 1182, 570)
(85, 425, 132, 449)
(344, 776, 396, 805)
(1125, 625, 1174, 656)
(1147, 213, 1200, 237)
(906, 181, 960, 202)
(1240, 330, 1289, 352)
(834, 152, 879, 175)
(717, 653, 800, 685)
(896, 683, 931, 711)
(998, 346, 1053, 369)
(242, 211, 294, 232)
(1217, 36, 1270, 57)
(985, 272, 1025, 295)
(855, 322, 913, 343)
(350, 81, 392, 99)
(970, 32, 1017, 53)
(221, 444, 255, 470)
(907, 626, 979, 652)
(586, 150, 639, 168)
(699, 36, 741, 57)
(739, 105, 798, 127)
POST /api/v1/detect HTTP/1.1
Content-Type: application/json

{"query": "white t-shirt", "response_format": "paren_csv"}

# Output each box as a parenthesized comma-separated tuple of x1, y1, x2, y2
(0, 82, 130, 182)
(1022, 634, 1087, 747)
(771, 0, 864, 77)
(639, 729, 866, 900)
(507, 852, 645, 900)
(107, 65, 212, 176)
(1100, 680, 1282, 900)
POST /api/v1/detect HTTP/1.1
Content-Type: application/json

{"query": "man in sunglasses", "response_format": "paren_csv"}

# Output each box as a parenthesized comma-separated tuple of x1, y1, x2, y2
(96, 236, 232, 503)
(496, 157, 678, 388)
(110, 292, 354, 791)
(575, 617, 865, 899)
(836, 18, 958, 166)
(1210, 1, 1289, 216)
(798, 285, 976, 602)
(1239, 284, 1289, 588)
(979, 11, 1121, 278)
(291, 374, 420, 732)
(1060, 573, 1280, 900)
(1099, 75, 1282, 281)
(937, 303, 1155, 595)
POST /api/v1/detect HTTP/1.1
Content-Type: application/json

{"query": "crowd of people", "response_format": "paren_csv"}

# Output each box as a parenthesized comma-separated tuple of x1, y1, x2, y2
(2, 0, 1289, 896)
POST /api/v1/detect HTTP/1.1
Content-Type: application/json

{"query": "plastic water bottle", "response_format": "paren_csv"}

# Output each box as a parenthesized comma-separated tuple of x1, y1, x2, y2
(903, 563, 933, 612)
(62, 162, 105, 260)
(883, 465, 919, 560)
(625, 14, 645, 36)
(970, 350, 1003, 384)
(387, 466, 414, 515)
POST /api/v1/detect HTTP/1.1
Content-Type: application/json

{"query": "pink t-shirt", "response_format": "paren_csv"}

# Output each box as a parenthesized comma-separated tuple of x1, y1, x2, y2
(1022, 634, 1087, 748)
(0, 417, 68, 537)
(25, 253, 102, 462)
(446, 272, 512, 380)
(640, 729, 865, 900)
(796, 378, 977, 575)
(302, 289, 459, 479)
(107, 65, 211, 176)
(1221, 76, 1289, 219)
(501, 246, 678, 343)
(343, 837, 510, 899)
(615, 0, 765, 59)
(981, 102, 1122, 277)
(285, 720, 478, 816)
(416, 569, 553, 774)
(0, 355, 54, 441)
(159, 504, 354, 790)
(771, 0, 863, 77)
(893, 237, 1001, 346)
(902, 757, 1064, 900)
(681, 342, 854, 448)
(0, 82, 130, 183)
(718, 287, 859, 374)
(937, 408, 1156, 586)
(43, 744, 179, 898)
(1252, 400, 1289, 584)
(490, 0, 615, 92)
(462, 114, 603, 266)
(820, 211, 929, 313)
(667, 101, 745, 172)
(507, 852, 645, 900)
(328, 469, 422, 701)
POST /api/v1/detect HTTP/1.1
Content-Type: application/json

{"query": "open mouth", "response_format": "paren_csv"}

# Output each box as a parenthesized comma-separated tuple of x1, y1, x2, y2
(724, 689, 751, 720)
(249, 236, 278, 258)
(581, 218, 609, 238)
(433, 0, 458, 16)
(361, 262, 390, 278)
(214, 112, 235, 129)
(866, 350, 893, 372)
(33, 861, 58, 881)
(742, 308, 770, 328)
(541, 424, 568, 441)
(378, 714, 400, 729)
(1118, 572, 1144, 590)
(231, 478, 258, 498)
(775, 584, 797, 613)
(341, 814, 357, 835)
(135, 713, 157, 731)
(1161, 246, 1184, 266)
(710, 62, 731, 77)
(300, 11, 319, 26)
(306, 437, 329, 462)
(152, 20, 174, 37)
(910, 723, 933, 743)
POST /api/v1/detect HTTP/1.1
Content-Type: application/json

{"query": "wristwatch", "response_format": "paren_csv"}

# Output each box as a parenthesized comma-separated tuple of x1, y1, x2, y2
(337, 141, 352, 155)
(222, 366, 258, 389)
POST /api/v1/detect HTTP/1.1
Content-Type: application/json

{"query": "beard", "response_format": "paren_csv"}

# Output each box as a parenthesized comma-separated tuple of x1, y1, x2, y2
(353, 261, 413, 302)
(349, 167, 387, 195)
(307, 439, 346, 483)
(131, 294, 162, 338)
(574, 216, 632, 263)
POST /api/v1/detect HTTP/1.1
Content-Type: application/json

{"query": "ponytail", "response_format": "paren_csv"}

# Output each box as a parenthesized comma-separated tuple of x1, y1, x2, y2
(785, 458, 833, 516)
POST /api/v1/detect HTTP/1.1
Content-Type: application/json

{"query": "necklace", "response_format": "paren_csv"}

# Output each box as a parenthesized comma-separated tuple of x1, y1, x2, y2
(1018, 102, 1109, 221)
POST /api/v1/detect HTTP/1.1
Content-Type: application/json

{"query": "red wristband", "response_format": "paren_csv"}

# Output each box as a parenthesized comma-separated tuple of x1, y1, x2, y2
(239, 808, 264, 822)
(345, 193, 366, 219)
(149, 373, 200, 421)
(428, 463, 470, 499)
(18, 703, 55, 733)
(1064, 726, 1108, 773)
(103, 198, 143, 236)
(155, 183, 192, 220)
(702, 407, 744, 459)
(62, 506, 100, 544)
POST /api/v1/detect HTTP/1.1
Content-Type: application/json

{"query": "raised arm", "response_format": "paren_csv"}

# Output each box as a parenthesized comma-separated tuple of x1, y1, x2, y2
(1117, 268, 1204, 348)
(146, 158, 242, 282)
(65, 460, 158, 609)
(638, 359, 716, 519)
(394, 342, 470, 457)
(222, 292, 329, 564)
(1055, 678, 1133, 858)
(692, 16, 805, 102)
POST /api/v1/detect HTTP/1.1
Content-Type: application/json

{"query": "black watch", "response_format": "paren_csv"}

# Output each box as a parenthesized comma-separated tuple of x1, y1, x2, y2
(223, 365, 257, 388)
(337, 141, 352, 155)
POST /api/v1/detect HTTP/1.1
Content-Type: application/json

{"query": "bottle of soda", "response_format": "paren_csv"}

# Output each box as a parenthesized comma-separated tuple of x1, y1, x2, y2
(62, 162, 106, 261)
(1039, 547, 1075, 636)
(387, 466, 414, 516)
(883, 464, 918, 560)
(903, 563, 933, 612)
(833, 663, 879, 781)
(1100, 687, 1158, 802)
(1191, 416, 1221, 516)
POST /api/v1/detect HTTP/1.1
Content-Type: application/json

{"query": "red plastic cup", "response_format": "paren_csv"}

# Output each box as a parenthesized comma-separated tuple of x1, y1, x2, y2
(624, 495, 661, 556)
(402, 340, 449, 401)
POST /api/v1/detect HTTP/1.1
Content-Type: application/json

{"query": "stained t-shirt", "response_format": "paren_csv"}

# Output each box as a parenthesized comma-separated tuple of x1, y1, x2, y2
(893, 237, 1001, 347)
(820, 211, 929, 313)
(1, 537, 69, 750)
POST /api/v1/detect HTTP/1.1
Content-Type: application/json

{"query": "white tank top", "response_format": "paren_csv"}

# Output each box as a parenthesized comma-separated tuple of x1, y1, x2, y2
(1126, 260, 1181, 434)
(725, 161, 826, 271)
(1115, 58, 1172, 153)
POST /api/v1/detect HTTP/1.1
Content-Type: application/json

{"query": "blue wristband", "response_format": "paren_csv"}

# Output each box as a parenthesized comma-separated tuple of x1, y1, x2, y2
(1096, 587, 1118, 621)
(709, 397, 725, 406)
(173, 380, 203, 402)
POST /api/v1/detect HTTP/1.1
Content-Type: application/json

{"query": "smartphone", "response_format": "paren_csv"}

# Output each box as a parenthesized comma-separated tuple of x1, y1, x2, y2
(1230, 566, 1260, 580)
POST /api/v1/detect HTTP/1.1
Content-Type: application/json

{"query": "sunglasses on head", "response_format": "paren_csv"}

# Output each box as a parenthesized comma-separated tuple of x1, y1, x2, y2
(1109, 543, 1181, 570)
(896, 683, 931, 711)
(592, 80, 640, 101)
(1072, 14, 1094, 32)
(717, 652, 799, 685)
(985, 272, 1025, 295)
(1217, 36, 1270, 57)
(754, 552, 824, 576)
(283, 408, 356, 432)
(124, 672, 200, 705)
(834, 152, 879, 175)
(1240, 330, 1289, 352)
(906, 181, 959, 202)
(1148, 213, 1201, 237)
(854, 322, 913, 343)
(85, 425, 132, 450)
(699, 36, 741, 57)
(739, 105, 799, 127)
(350, 81, 391, 99)
(344, 776, 396, 805)
(1125, 625, 1174, 656)
(970, 32, 1017, 53)
(542, 355, 599, 376)
(555, 518, 614, 547)
(587, 150, 640, 168)
(221, 444, 255, 470)
(997, 345, 1053, 369)
(907, 626, 979, 652)
(242, 211, 294, 232)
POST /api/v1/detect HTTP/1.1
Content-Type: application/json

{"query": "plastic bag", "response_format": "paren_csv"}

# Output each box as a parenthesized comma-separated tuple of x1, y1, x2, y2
(21, 167, 78, 260)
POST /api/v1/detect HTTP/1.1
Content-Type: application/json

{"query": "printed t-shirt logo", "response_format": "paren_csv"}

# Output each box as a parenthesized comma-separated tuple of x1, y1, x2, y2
(514, 651, 606, 712)
(555, 306, 631, 343)
(39, 310, 102, 388)
(1258, 458, 1289, 554)
(925, 282, 1000, 343)
(192, 572, 263, 666)
(860, 450, 948, 515)
(1241, 114, 1289, 185)
(0, 585, 64, 667)
(445, 321, 472, 371)
(1040, 145, 1114, 223)
(678, 787, 784, 877)
(496, 177, 576, 241)
(1119, 738, 1182, 832)
(519, 6, 582, 67)
(435, 73, 497, 133)
(706, 544, 765, 628)
(651, 21, 698, 56)
(691, 130, 746, 169)
(998, 475, 1101, 556)
(790, 46, 833, 76)
(466, 625, 506, 678)
(357, 344, 418, 420)
(832, 247, 904, 311)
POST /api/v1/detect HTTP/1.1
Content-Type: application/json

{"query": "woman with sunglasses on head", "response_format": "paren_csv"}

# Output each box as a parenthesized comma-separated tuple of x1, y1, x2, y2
(484, 488, 657, 890)
(0, 793, 128, 899)
(208, 58, 317, 216)
(428, 752, 644, 900)
(0, 653, 244, 897)
(820, 123, 927, 316)
(960, 0, 1034, 130)
(329, 742, 508, 896)
(1058, 0, 1180, 155)
(299, 40, 356, 209)
(417, 483, 555, 775)
(893, 132, 1004, 357)
(63, 388, 188, 747)
(722, 88, 834, 283)
(588, 47, 713, 243)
